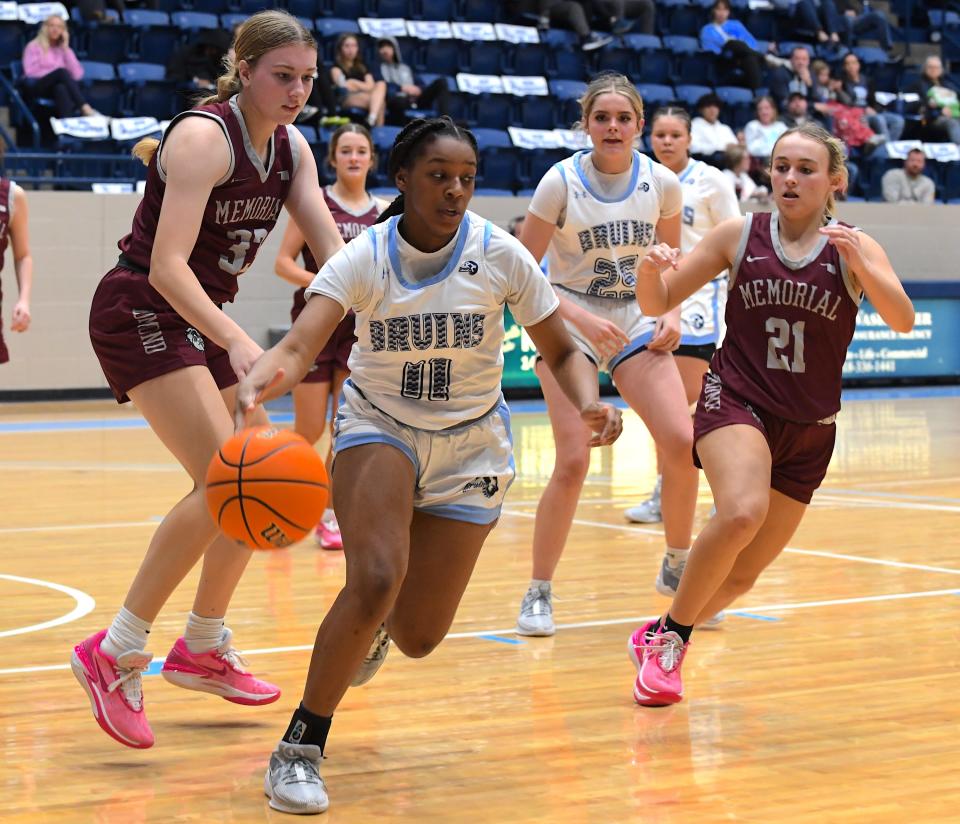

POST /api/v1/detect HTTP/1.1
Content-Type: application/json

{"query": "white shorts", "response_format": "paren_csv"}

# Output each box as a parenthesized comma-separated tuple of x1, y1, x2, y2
(680, 277, 727, 346)
(333, 381, 515, 525)
(556, 286, 657, 374)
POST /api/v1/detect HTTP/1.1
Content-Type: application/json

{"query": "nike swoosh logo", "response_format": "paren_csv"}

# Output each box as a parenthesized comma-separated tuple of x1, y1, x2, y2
(746, 255, 767, 263)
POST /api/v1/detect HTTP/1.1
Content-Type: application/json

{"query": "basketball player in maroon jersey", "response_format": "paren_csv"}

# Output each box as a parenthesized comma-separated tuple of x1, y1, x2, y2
(627, 122, 914, 706)
(0, 176, 33, 364)
(275, 123, 385, 549)
(71, 11, 344, 750)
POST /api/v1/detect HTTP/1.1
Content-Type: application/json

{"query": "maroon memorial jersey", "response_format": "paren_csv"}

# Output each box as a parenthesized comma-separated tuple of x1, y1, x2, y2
(712, 211, 861, 422)
(118, 96, 298, 305)
(292, 186, 380, 319)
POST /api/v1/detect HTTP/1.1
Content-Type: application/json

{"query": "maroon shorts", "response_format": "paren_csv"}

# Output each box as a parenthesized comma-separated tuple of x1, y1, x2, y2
(692, 374, 837, 504)
(0, 321, 8, 364)
(89, 266, 237, 403)
(299, 310, 355, 385)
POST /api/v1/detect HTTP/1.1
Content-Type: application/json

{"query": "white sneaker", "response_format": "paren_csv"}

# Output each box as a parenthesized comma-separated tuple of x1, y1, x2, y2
(264, 742, 328, 814)
(655, 552, 685, 596)
(701, 611, 725, 629)
(351, 624, 390, 687)
(516, 582, 555, 636)
(625, 476, 662, 523)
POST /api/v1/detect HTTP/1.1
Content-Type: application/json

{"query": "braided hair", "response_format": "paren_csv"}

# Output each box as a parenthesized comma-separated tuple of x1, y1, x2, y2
(375, 116, 479, 224)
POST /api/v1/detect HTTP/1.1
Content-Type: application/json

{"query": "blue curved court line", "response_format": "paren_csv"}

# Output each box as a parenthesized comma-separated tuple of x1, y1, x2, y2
(730, 611, 781, 622)
(0, 412, 296, 434)
(478, 634, 526, 645)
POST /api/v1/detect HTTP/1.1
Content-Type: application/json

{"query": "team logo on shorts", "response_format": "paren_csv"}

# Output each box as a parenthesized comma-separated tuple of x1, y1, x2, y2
(458, 260, 479, 276)
(463, 476, 499, 498)
(185, 327, 205, 351)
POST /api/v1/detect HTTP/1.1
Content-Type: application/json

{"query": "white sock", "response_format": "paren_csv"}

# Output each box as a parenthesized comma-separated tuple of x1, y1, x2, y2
(102, 606, 151, 659)
(665, 546, 690, 568)
(530, 578, 552, 591)
(184, 612, 225, 653)
(323, 508, 336, 524)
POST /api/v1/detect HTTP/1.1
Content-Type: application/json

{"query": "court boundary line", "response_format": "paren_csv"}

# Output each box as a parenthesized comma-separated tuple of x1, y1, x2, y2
(0, 574, 96, 639)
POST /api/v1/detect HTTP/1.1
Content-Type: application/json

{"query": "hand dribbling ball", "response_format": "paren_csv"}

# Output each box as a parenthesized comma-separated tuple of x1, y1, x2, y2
(206, 426, 329, 549)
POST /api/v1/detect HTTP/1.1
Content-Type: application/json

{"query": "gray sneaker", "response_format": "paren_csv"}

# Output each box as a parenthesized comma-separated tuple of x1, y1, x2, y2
(264, 742, 328, 814)
(624, 496, 662, 523)
(655, 553, 685, 596)
(351, 624, 390, 687)
(516, 582, 555, 636)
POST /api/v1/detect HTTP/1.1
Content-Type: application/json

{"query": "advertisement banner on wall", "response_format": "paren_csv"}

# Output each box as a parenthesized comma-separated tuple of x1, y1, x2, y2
(501, 299, 960, 391)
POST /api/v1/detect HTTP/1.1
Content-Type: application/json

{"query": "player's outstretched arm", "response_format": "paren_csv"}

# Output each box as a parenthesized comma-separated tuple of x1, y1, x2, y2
(525, 310, 623, 447)
(637, 216, 743, 316)
(234, 294, 345, 429)
(820, 226, 914, 333)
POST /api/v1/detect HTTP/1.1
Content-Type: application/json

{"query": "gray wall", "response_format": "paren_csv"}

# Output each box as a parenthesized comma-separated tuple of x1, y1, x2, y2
(1, 192, 958, 392)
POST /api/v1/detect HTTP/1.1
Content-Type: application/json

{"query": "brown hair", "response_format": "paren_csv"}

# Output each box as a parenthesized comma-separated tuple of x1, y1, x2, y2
(132, 10, 316, 165)
(327, 122, 376, 171)
(576, 72, 644, 130)
(334, 33, 368, 76)
(770, 122, 848, 218)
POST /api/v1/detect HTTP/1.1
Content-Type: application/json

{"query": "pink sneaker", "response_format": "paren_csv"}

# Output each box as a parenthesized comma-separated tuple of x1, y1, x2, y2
(627, 620, 688, 707)
(314, 519, 343, 551)
(70, 628, 155, 749)
(160, 629, 280, 706)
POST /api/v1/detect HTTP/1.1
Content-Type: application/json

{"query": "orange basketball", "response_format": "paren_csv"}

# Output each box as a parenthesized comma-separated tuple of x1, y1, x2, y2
(205, 426, 329, 550)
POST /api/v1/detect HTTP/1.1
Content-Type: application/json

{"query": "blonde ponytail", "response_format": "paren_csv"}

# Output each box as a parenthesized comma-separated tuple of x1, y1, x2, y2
(132, 137, 160, 166)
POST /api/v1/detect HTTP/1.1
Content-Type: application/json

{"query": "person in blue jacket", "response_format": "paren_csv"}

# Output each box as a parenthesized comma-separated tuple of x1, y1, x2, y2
(700, 0, 767, 91)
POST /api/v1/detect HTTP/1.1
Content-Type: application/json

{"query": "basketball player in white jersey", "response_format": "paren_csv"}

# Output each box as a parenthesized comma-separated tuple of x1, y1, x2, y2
(234, 117, 623, 814)
(514, 74, 700, 636)
(626, 107, 741, 616)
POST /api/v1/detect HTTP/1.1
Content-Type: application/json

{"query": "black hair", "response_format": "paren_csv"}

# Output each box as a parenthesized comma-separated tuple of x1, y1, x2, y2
(375, 116, 480, 224)
(650, 105, 692, 135)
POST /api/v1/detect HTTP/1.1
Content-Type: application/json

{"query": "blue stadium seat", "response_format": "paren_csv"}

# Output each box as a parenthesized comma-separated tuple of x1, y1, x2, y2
(118, 62, 167, 84)
(85, 24, 134, 64)
(472, 127, 511, 149)
(674, 51, 715, 86)
(191, 0, 231, 13)
(674, 83, 712, 108)
(324, 0, 366, 18)
(0, 23, 23, 66)
(472, 94, 514, 130)
(127, 82, 178, 120)
(287, 0, 321, 17)
(315, 18, 360, 40)
(220, 13, 248, 31)
(662, 35, 699, 55)
(171, 12, 220, 31)
(942, 160, 960, 203)
(465, 42, 503, 75)
(551, 49, 586, 81)
(715, 85, 754, 127)
(853, 46, 890, 65)
(622, 33, 662, 51)
(521, 148, 569, 191)
(662, 6, 704, 38)
(594, 47, 640, 76)
(371, 125, 402, 152)
(372, 0, 410, 17)
(745, 10, 777, 41)
(457, 0, 502, 23)
(134, 27, 181, 65)
(540, 29, 579, 49)
(506, 44, 549, 76)
(80, 61, 116, 81)
(415, 0, 455, 20)
(84, 80, 124, 117)
(549, 79, 586, 100)
(636, 83, 675, 108)
(638, 49, 672, 85)
(477, 147, 519, 194)
(124, 10, 171, 27)
(421, 40, 461, 76)
(519, 97, 557, 130)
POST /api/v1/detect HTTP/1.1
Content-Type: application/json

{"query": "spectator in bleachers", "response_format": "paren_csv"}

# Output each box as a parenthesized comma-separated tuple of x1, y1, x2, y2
(522, 0, 613, 51)
(837, 51, 904, 141)
(911, 55, 960, 144)
(699, 0, 766, 91)
(595, 0, 656, 36)
(882, 148, 935, 204)
(331, 33, 387, 128)
(76, 0, 126, 24)
(772, 0, 840, 46)
(690, 93, 739, 162)
(376, 37, 450, 125)
(820, 0, 894, 53)
(167, 29, 232, 111)
(769, 46, 819, 109)
(744, 96, 787, 171)
(20, 14, 99, 118)
(780, 91, 818, 128)
(723, 144, 769, 202)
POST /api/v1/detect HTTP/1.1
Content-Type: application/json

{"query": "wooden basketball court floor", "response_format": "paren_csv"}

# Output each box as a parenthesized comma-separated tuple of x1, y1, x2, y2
(1, 388, 958, 823)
